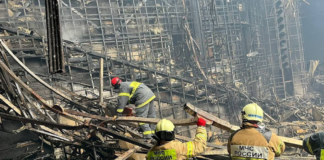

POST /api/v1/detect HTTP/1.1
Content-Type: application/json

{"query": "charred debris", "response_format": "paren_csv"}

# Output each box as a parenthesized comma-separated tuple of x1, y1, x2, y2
(0, 0, 320, 159)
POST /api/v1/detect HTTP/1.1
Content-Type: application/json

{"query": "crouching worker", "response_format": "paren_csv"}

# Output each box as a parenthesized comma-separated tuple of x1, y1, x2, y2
(111, 77, 156, 140)
(303, 132, 324, 160)
(146, 118, 207, 160)
(228, 103, 285, 160)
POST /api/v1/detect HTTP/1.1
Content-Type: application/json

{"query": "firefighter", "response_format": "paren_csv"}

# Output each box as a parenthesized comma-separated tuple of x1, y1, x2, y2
(302, 132, 324, 160)
(111, 77, 156, 140)
(227, 103, 285, 160)
(146, 118, 207, 160)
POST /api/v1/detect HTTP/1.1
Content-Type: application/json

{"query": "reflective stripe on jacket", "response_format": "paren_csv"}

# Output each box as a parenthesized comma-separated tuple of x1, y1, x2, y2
(303, 132, 324, 160)
(146, 127, 207, 160)
(227, 123, 285, 160)
(117, 81, 155, 113)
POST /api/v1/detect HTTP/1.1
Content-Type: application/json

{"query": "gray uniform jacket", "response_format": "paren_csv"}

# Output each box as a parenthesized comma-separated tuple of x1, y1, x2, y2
(116, 81, 156, 113)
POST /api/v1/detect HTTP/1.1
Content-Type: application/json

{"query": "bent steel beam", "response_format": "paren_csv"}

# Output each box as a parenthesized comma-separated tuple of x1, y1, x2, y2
(0, 39, 93, 113)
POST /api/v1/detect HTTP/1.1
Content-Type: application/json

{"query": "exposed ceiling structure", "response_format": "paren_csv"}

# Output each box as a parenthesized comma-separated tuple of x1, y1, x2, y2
(0, 0, 319, 159)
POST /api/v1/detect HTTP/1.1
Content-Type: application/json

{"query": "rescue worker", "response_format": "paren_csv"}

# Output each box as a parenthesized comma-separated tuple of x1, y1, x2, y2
(146, 118, 207, 160)
(302, 132, 324, 160)
(227, 103, 285, 160)
(111, 77, 156, 140)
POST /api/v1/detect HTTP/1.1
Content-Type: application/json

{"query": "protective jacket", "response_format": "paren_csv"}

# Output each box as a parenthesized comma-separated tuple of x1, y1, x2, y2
(146, 126, 207, 160)
(116, 81, 155, 113)
(303, 132, 324, 160)
(227, 123, 285, 160)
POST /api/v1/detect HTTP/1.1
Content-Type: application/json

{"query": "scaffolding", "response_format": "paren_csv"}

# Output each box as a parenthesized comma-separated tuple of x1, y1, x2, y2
(0, 0, 307, 137)
(263, 0, 306, 99)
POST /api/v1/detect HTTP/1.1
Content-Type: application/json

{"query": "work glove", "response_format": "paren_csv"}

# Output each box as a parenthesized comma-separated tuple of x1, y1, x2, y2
(197, 117, 206, 127)
(112, 113, 123, 121)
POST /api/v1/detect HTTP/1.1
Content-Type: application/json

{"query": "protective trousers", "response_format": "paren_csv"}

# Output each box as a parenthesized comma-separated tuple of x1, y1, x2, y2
(136, 101, 156, 139)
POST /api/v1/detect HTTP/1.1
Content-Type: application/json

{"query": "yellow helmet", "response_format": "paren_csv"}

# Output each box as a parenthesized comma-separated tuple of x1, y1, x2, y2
(241, 103, 263, 122)
(156, 119, 175, 132)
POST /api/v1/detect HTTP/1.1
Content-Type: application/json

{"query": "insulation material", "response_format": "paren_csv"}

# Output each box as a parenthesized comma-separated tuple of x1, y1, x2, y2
(76, 0, 92, 5)
(18, 16, 37, 22)
(150, 25, 163, 35)
(0, 30, 11, 48)
(7, 9, 14, 17)
(7, 1, 22, 9)
(17, 27, 32, 35)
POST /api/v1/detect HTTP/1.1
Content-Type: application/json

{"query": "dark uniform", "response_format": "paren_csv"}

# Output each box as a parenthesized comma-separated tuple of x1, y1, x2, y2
(303, 132, 324, 160)
(116, 81, 156, 139)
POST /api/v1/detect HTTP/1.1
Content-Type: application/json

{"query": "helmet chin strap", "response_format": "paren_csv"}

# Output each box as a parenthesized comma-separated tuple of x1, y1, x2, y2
(152, 134, 161, 145)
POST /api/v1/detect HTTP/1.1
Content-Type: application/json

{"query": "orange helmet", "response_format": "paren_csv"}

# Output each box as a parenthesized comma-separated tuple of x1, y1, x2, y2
(111, 77, 121, 86)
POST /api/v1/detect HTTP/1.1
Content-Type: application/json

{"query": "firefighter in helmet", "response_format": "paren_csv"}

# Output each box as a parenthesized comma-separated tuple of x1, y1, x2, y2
(146, 118, 207, 160)
(227, 103, 285, 160)
(111, 77, 156, 140)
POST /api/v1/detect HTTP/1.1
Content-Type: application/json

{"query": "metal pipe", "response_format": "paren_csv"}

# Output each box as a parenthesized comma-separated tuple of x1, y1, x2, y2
(99, 58, 104, 104)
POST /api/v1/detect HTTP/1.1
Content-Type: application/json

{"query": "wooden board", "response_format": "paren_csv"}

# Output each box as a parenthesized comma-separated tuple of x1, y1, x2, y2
(184, 103, 303, 148)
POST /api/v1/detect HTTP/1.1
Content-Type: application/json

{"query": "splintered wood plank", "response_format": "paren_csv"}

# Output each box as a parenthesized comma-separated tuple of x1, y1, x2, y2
(0, 94, 21, 115)
(115, 146, 141, 160)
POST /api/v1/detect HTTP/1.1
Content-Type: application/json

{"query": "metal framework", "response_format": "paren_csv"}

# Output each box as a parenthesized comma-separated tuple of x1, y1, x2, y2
(262, 0, 306, 99)
(0, 0, 307, 136)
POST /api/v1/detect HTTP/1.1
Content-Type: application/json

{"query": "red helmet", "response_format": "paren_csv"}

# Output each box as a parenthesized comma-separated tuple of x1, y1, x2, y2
(111, 77, 121, 86)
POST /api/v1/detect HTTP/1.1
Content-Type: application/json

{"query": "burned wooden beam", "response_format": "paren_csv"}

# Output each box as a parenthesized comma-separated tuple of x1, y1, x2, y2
(90, 124, 152, 149)
(0, 94, 21, 115)
(64, 108, 196, 126)
(0, 112, 84, 130)
(185, 103, 240, 131)
(0, 112, 152, 150)
(45, 0, 65, 73)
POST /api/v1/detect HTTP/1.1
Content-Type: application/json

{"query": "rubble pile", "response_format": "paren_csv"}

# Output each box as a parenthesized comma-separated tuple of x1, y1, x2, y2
(0, 38, 312, 159)
(0, 38, 232, 159)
